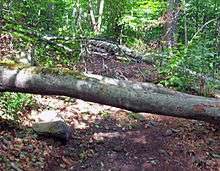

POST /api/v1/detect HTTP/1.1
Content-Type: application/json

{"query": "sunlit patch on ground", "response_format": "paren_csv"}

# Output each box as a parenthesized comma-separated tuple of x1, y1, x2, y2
(1, 93, 220, 170)
(0, 54, 219, 170)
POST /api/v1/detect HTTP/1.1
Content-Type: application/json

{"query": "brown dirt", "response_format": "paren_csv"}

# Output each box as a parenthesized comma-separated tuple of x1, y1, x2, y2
(76, 55, 159, 82)
(0, 56, 220, 171)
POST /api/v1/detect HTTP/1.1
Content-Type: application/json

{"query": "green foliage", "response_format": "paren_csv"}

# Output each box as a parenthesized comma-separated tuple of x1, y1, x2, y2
(98, 111, 110, 119)
(0, 92, 35, 121)
(157, 0, 220, 94)
(160, 40, 219, 93)
(119, 0, 167, 45)
(1, 0, 219, 95)
(128, 112, 145, 121)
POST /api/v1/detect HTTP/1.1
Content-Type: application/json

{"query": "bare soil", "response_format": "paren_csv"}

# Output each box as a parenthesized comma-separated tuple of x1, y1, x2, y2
(0, 56, 220, 171)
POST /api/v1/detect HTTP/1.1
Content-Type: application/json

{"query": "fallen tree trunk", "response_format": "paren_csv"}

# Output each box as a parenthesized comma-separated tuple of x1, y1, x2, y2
(86, 39, 154, 64)
(183, 68, 220, 85)
(85, 40, 220, 86)
(3, 18, 219, 85)
(0, 63, 220, 123)
(3, 18, 73, 53)
(3, 18, 150, 62)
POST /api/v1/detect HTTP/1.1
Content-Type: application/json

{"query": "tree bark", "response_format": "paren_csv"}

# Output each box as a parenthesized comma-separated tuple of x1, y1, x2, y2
(74, 0, 82, 32)
(97, 0, 105, 32)
(88, 0, 98, 32)
(86, 39, 154, 64)
(88, 0, 105, 33)
(165, 0, 180, 52)
(0, 63, 220, 123)
(183, 0, 188, 47)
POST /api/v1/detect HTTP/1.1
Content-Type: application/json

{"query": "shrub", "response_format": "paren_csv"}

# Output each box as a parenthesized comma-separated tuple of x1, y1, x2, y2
(0, 92, 36, 121)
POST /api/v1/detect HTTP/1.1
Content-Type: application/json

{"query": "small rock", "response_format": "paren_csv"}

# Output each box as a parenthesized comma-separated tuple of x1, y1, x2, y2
(165, 128, 179, 136)
(37, 110, 63, 122)
(149, 160, 159, 165)
(159, 149, 169, 156)
(146, 121, 158, 128)
(63, 147, 78, 157)
(2, 139, 10, 146)
(165, 129, 173, 136)
(33, 121, 71, 141)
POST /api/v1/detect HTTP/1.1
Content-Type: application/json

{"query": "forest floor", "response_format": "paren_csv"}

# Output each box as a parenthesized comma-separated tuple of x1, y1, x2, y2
(0, 56, 220, 171)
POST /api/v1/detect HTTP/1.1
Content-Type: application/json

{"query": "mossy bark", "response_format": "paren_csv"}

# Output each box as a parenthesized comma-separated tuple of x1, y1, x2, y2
(0, 64, 220, 123)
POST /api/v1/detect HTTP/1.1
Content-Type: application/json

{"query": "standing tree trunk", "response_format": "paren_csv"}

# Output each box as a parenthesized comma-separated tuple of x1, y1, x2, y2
(74, 0, 82, 32)
(0, 2, 3, 19)
(88, 0, 98, 32)
(97, 0, 105, 32)
(183, 0, 188, 47)
(88, 0, 105, 33)
(165, 0, 180, 52)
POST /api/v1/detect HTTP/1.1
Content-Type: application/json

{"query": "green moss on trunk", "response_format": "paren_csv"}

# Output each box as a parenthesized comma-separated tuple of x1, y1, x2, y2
(0, 61, 88, 80)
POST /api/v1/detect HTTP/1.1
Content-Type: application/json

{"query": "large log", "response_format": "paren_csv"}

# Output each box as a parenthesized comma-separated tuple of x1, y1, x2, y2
(0, 63, 220, 123)
(85, 39, 154, 64)
(3, 18, 153, 63)
(3, 18, 219, 84)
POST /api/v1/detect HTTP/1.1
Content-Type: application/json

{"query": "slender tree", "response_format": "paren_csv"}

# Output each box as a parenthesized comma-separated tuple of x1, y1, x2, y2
(166, 0, 180, 50)
(88, 0, 105, 33)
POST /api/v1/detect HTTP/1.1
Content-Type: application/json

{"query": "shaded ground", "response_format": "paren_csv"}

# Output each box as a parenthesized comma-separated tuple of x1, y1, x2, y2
(0, 56, 220, 171)
(1, 107, 220, 171)
(76, 55, 159, 82)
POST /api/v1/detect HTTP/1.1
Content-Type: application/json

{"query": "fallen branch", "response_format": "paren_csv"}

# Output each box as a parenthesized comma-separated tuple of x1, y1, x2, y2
(4, 18, 152, 63)
(183, 68, 220, 85)
(3, 18, 219, 85)
(37, 36, 154, 64)
(0, 63, 220, 123)
(188, 18, 218, 46)
(3, 18, 73, 53)
(86, 39, 154, 64)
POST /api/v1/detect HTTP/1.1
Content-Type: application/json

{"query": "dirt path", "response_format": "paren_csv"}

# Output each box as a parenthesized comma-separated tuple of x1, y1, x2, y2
(0, 57, 220, 171)
(1, 104, 220, 170)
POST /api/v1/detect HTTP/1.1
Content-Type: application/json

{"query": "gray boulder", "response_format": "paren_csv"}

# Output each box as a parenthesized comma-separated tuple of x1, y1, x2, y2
(33, 121, 71, 141)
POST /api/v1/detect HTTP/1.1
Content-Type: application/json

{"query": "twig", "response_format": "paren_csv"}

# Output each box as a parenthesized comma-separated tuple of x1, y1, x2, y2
(10, 162, 23, 171)
(188, 18, 217, 45)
